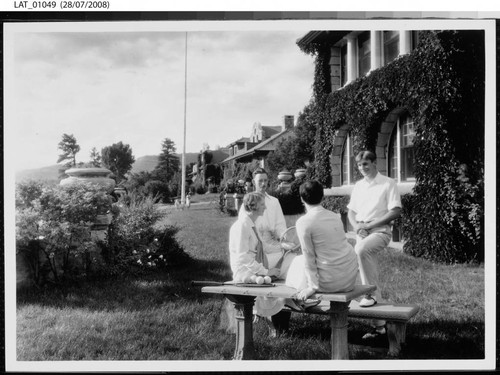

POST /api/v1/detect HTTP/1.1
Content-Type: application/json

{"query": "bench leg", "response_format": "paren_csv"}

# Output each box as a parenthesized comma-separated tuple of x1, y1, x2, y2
(227, 295, 256, 360)
(329, 301, 350, 360)
(386, 322, 406, 357)
(270, 310, 291, 336)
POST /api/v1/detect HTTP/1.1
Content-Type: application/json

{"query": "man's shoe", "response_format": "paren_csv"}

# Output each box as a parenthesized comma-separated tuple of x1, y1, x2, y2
(362, 326, 386, 340)
(359, 295, 377, 307)
(285, 299, 305, 312)
(302, 299, 321, 309)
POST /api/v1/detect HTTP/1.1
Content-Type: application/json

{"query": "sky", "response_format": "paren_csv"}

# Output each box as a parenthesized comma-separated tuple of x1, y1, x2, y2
(5, 23, 315, 171)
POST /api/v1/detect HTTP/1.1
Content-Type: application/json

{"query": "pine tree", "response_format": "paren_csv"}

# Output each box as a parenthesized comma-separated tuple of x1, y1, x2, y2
(153, 138, 180, 182)
(57, 133, 80, 167)
(89, 147, 102, 167)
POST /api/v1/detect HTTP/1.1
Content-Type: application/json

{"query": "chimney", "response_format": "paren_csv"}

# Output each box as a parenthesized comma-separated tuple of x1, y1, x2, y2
(283, 115, 294, 130)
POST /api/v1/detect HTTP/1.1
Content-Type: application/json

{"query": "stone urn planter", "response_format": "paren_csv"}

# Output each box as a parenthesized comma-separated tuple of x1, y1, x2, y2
(60, 167, 116, 193)
(60, 167, 115, 240)
(294, 168, 307, 178)
(278, 170, 293, 182)
(277, 170, 293, 192)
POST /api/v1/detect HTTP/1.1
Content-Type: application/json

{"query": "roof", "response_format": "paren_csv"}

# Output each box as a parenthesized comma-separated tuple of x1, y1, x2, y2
(227, 137, 251, 147)
(221, 129, 294, 164)
(296, 30, 351, 49)
(261, 126, 282, 138)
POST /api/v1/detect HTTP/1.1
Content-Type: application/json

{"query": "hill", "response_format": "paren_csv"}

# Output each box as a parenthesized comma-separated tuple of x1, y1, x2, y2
(15, 164, 62, 184)
(129, 153, 201, 174)
(14, 151, 224, 182)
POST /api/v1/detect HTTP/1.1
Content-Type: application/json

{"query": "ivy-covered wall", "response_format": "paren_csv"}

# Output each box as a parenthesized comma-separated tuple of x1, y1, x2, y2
(299, 30, 485, 264)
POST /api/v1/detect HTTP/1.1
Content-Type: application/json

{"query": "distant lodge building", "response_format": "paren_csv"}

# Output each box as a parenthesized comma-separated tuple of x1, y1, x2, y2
(220, 115, 296, 180)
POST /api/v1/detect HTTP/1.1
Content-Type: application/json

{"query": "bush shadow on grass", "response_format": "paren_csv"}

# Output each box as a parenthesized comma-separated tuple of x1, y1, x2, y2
(283, 316, 485, 360)
(16, 257, 232, 311)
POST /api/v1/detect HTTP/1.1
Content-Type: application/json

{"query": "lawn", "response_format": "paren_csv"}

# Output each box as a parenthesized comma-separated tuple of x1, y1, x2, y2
(16, 194, 486, 366)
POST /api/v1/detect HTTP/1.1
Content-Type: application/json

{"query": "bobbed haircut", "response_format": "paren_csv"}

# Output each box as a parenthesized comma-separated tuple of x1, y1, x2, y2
(355, 150, 376, 163)
(243, 192, 265, 212)
(299, 180, 324, 205)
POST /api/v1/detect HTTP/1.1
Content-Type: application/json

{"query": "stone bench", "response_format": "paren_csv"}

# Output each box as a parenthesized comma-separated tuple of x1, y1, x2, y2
(283, 298, 420, 356)
(200, 282, 376, 360)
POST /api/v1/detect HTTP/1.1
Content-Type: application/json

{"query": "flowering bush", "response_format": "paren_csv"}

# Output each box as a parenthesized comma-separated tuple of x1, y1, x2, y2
(16, 181, 112, 285)
(98, 193, 190, 275)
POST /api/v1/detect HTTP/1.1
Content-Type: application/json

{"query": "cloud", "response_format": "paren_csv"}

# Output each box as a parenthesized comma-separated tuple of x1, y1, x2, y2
(8, 28, 314, 170)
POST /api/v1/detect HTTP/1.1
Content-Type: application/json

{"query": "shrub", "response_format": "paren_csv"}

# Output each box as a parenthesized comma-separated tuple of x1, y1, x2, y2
(193, 181, 207, 195)
(16, 181, 112, 285)
(321, 195, 350, 214)
(98, 193, 190, 275)
(143, 180, 171, 203)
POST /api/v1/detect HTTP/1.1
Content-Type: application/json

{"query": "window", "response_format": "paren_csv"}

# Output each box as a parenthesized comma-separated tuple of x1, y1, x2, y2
(383, 31, 399, 64)
(388, 112, 416, 182)
(358, 32, 371, 77)
(341, 132, 357, 185)
(411, 31, 420, 50)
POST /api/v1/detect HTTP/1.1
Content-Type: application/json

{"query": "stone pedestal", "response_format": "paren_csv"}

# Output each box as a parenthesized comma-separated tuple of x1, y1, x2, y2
(60, 167, 115, 238)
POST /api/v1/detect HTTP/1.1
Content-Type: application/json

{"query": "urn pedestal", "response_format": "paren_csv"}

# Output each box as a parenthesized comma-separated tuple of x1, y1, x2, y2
(60, 167, 115, 240)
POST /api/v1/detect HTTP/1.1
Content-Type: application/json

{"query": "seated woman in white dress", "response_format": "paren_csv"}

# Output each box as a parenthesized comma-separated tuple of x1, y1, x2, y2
(229, 192, 280, 283)
(285, 180, 359, 310)
(228, 192, 283, 320)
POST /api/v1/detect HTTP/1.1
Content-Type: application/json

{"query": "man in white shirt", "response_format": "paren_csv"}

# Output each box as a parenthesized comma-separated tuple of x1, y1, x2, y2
(347, 150, 401, 339)
(238, 168, 289, 276)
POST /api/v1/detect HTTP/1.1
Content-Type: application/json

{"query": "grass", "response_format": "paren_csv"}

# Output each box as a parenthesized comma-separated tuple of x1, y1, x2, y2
(16, 193, 485, 363)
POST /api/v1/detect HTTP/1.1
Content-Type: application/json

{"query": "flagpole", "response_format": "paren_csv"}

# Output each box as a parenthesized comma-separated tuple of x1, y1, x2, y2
(181, 32, 187, 205)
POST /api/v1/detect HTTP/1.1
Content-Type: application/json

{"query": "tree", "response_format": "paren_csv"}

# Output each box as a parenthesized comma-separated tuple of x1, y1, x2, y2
(153, 138, 179, 182)
(266, 103, 317, 178)
(89, 147, 102, 167)
(101, 142, 135, 182)
(57, 133, 80, 167)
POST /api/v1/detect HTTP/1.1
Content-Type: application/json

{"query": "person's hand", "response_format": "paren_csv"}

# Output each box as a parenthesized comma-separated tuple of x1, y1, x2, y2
(358, 228, 369, 239)
(356, 223, 369, 239)
(267, 268, 280, 277)
(281, 241, 296, 251)
(296, 287, 315, 301)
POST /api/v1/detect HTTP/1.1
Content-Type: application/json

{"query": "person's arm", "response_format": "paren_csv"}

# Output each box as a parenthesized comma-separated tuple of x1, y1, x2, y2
(295, 221, 318, 300)
(363, 207, 401, 231)
(273, 198, 287, 239)
(348, 209, 360, 233)
(231, 223, 268, 276)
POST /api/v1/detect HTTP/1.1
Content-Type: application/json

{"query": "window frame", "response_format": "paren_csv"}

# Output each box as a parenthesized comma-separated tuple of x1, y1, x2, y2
(341, 132, 357, 185)
(388, 112, 416, 182)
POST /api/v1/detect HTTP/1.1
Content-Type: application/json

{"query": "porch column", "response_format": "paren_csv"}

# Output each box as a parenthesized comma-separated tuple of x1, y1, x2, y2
(370, 30, 382, 71)
(345, 35, 357, 84)
(399, 30, 412, 55)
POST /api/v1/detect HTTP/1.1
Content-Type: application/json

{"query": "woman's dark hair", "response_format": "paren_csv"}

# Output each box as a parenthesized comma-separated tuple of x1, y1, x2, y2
(299, 180, 324, 205)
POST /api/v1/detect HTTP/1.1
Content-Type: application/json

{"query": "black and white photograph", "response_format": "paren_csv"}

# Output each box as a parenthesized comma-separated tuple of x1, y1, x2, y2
(2, 4, 497, 373)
